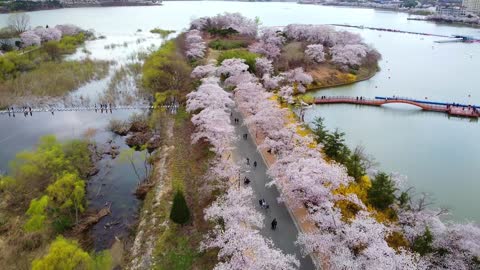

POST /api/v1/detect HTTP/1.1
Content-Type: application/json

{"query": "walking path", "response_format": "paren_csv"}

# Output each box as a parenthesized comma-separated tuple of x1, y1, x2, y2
(230, 109, 316, 270)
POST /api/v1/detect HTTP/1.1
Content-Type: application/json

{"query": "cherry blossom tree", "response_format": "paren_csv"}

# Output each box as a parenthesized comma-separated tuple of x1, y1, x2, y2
(202, 186, 300, 270)
(216, 58, 249, 77)
(186, 77, 234, 112)
(191, 64, 217, 79)
(20, 30, 41, 47)
(333, 31, 363, 46)
(249, 41, 282, 59)
(305, 44, 325, 63)
(55, 24, 82, 36)
(331, 44, 369, 68)
(185, 30, 206, 60)
(284, 24, 336, 46)
(261, 74, 283, 90)
(255, 57, 274, 77)
(191, 107, 234, 155)
(34, 27, 62, 42)
(280, 67, 313, 93)
(190, 12, 258, 37)
(278, 86, 294, 104)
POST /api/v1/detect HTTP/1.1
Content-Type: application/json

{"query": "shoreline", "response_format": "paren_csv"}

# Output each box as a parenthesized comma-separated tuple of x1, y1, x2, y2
(306, 65, 379, 92)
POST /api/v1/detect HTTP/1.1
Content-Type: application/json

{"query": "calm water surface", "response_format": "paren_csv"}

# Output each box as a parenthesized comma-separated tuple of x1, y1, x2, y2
(0, 2, 479, 251)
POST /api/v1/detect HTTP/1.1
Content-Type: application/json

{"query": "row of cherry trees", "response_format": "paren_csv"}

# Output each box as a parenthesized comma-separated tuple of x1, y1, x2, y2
(249, 24, 380, 69)
(186, 13, 478, 268)
(187, 64, 300, 269)
(185, 30, 207, 61)
(20, 24, 83, 47)
(218, 55, 479, 268)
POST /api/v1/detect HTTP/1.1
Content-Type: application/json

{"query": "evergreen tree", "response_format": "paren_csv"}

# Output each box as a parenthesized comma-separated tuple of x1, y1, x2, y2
(312, 117, 328, 143)
(367, 172, 396, 210)
(413, 227, 434, 256)
(323, 129, 350, 164)
(170, 190, 190, 225)
(345, 149, 366, 182)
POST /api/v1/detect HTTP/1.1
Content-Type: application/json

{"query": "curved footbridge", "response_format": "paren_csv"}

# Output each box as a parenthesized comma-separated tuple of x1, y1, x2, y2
(312, 96, 480, 118)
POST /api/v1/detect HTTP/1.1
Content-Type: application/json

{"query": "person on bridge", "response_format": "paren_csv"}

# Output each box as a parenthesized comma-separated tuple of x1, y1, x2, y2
(271, 218, 277, 230)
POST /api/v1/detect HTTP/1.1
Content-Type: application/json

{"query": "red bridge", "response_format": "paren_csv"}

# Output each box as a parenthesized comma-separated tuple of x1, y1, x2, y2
(313, 96, 480, 118)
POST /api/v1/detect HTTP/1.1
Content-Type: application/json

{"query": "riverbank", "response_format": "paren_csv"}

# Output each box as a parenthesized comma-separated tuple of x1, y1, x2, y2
(306, 63, 378, 91)
(125, 35, 221, 269)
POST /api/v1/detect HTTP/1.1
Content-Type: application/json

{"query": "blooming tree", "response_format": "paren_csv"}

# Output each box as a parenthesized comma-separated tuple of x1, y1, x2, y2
(185, 30, 206, 60)
(280, 67, 313, 93)
(305, 44, 325, 63)
(202, 186, 300, 270)
(216, 58, 249, 77)
(34, 27, 62, 42)
(191, 64, 217, 79)
(255, 57, 274, 77)
(55, 24, 82, 36)
(331, 44, 369, 67)
(261, 74, 283, 90)
(20, 30, 41, 47)
(190, 12, 258, 37)
(278, 86, 294, 104)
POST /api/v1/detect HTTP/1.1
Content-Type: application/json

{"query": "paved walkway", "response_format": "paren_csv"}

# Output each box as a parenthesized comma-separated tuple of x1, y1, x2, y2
(231, 110, 315, 270)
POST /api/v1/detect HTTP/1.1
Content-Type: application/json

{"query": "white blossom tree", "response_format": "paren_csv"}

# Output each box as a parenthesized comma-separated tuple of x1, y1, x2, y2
(255, 57, 274, 77)
(191, 64, 217, 79)
(305, 44, 325, 63)
(20, 30, 41, 47)
(185, 30, 206, 60)
(55, 24, 82, 36)
(331, 44, 369, 67)
(202, 186, 300, 270)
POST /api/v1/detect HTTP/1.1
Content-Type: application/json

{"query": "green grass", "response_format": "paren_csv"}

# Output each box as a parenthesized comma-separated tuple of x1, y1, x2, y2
(217, 49, 259, 73)
(150, 28, 176, 39)
(208, 39, 248, 50)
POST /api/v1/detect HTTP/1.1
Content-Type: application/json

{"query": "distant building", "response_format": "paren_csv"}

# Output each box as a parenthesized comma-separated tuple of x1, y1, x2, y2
(436, 0, 466, 15)
(463, 0, 480, 14)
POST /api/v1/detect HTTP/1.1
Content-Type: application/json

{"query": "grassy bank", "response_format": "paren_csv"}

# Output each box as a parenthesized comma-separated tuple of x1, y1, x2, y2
(127, 37, 218, 270)
(306, 63, 378, 91)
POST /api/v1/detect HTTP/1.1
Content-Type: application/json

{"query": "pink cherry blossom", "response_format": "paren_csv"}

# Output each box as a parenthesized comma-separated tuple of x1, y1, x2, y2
(20, 30, 41, 47)
(54, 24, 82, 36)
(191, 64, 217, 79)
(305, 44, 325, 63)
(255, 57, 274, 77)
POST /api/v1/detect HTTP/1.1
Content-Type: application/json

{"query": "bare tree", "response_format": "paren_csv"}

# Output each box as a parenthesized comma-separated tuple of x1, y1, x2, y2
(7, 13, 30, 34)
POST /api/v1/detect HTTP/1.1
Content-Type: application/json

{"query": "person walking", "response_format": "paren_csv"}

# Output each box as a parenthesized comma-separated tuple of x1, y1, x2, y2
(271, 218, 277, 230)
(246, 157, 250, 165)
(253, 161, 257, 168)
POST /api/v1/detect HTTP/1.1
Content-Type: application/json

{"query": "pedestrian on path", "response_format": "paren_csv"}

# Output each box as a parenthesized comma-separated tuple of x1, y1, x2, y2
(244, 177, 250, 185)
(271, 218, 277, 230)
(253, 161, 257, 168)
(246, 157, 250, 165)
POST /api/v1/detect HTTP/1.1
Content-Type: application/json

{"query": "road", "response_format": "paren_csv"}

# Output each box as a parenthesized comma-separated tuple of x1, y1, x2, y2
(231, 110, 316, 270)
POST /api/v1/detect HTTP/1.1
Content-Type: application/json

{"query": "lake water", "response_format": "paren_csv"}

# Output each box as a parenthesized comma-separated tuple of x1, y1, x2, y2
(0, 1, 479, 251)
